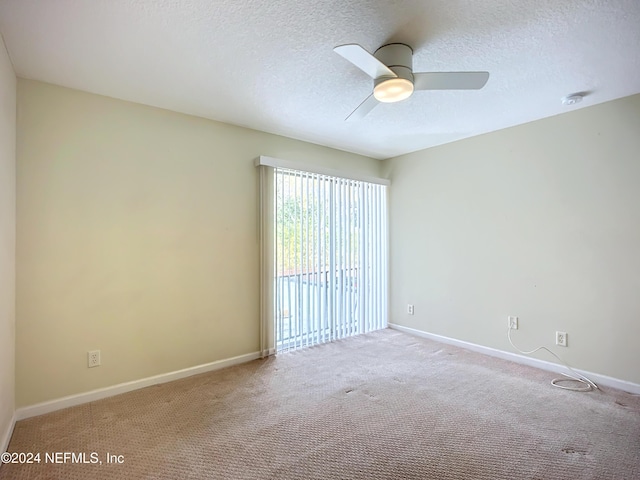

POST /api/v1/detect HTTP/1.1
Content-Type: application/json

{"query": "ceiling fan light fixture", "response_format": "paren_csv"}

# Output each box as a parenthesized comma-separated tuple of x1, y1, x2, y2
(373, 77, 414, 103)
(334, 42, 489, 120)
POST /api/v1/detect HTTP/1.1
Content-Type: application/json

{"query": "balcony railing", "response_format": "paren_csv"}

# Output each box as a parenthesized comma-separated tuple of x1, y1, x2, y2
(275, 267, 360, 350)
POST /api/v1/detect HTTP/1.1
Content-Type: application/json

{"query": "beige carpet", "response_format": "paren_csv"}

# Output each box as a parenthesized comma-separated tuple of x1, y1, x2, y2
(2, 329, 639, 479)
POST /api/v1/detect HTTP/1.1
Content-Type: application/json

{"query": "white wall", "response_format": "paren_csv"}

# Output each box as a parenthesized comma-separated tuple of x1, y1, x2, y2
(16, 79, 381, 407)
(385, 94, 640, 385)
(0, 35, 16, 449)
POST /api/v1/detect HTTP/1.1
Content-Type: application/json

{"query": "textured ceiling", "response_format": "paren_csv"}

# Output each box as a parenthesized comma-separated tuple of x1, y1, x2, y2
(1, 0, 639, 159)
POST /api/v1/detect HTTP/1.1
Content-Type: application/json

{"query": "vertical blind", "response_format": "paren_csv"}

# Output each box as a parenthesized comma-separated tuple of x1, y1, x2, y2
(273, 167, 387, 352)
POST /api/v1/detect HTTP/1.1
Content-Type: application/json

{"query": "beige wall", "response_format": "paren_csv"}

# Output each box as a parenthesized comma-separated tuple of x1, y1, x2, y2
(0, 36, 16, 445)
(384, 94, 640, 384)
(16, 76, 640, 409)
(16, 79, 380, 407)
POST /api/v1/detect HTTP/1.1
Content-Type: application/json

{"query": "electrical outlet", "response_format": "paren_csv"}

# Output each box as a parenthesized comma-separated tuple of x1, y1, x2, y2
(88, 350, 101, 368)
(555, 331, 567, 347)
(407, 304, 414, 315)
(508, 316, 518, 330)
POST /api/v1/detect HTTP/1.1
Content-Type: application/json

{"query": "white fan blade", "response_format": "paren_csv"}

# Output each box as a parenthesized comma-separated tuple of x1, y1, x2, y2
(346, 94, 379, 121)
(334, 44, 397, 79)
(413, 72, 489, 90)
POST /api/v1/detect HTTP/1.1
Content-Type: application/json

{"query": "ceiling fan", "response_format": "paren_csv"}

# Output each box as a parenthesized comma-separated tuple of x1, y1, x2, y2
(334, 43, 489, 121)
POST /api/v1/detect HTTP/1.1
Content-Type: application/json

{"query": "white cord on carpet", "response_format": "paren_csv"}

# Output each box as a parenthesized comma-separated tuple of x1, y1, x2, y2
(507, 327, 598, 392)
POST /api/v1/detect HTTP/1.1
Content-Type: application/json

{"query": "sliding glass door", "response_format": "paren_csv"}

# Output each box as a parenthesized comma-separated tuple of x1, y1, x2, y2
(273, 167, 387, 352)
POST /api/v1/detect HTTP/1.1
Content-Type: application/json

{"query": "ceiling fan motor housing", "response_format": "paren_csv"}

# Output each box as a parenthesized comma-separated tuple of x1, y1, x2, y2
(373, 43, 414, 84)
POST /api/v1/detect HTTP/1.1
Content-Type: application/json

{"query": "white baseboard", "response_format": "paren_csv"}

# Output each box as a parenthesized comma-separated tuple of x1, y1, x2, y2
(16, 351, 261, 421)
(388, 323, 640, 395)
(1, 412, 16, 453)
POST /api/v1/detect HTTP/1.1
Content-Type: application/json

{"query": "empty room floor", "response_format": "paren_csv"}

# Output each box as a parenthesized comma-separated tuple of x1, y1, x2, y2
(1, 329, 638, 479)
